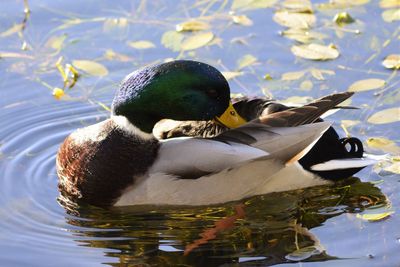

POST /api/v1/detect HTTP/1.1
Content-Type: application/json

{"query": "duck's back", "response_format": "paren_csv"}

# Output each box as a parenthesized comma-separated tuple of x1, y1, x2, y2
(56, 117, 159, 207)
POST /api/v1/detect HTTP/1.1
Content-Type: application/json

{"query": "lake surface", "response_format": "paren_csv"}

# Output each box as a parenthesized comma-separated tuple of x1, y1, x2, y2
(1, 0, 399, 266)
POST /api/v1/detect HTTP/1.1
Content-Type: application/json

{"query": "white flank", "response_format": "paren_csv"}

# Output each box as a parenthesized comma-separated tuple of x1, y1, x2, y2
(310, 158, 377, 171)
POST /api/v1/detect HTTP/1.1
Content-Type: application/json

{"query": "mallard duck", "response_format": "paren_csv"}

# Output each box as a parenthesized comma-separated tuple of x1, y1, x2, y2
(57, 60, 374, 207)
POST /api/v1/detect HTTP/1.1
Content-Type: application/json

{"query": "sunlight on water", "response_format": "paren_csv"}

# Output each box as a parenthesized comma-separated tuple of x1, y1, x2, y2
(0, 0, 399, 266)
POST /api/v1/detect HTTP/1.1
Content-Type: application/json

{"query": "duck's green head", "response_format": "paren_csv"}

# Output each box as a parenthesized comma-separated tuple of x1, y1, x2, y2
(112, 60, 246, 133)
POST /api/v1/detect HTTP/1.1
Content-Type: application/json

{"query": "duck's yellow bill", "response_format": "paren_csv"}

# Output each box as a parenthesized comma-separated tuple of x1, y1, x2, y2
(214, 102, 247, 128)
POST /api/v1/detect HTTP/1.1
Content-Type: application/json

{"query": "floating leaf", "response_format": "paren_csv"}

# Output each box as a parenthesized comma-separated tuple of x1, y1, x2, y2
(281, 70, 305, 81)
(237, 54, 257, 69)
(104, 49, 132, 62)
(317, 0, 370, 9)
(273, 11, 316, 28)
(367, 137, 400, 154)
(281, 28, 328, 43)
(282, 0, 313, 12)
(356, 211, 394, 221)
(176, 21, 210, 32)
(382, 9, 400, 22)
(127, 40, 155, 49)
(285, 246, 322, 261)
(232, 15, 253, 26)
(161, 31, 184, 52)
(231, 0, 278, 10)
(72, 60, 108, 77)
(382, 54, 400, 69)
(348, 78, 386, 92)
(181, 32, 214, 51)
(45, 34, 67, 50)
(0, 23, 24, 38)
(0, 52, 34, 59)
(385, 161, 400, 174)
(367, 108, 400, 124)
(333, 12, 355, 25)
(291, 43, 339, 60)
(52, 88, 65, 100)
(221, 71, 244, 80)
(379, 0, 400, 8)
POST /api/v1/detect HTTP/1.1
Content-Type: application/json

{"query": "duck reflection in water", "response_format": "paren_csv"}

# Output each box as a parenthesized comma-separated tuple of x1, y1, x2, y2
(59, 177, 388, 267)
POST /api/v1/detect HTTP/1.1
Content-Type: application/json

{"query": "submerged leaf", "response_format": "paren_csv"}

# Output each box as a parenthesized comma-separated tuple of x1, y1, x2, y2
(161, 31, 184, 52)
(0, 23, 24, 38)
(176, 21, 210, 32)
(291, 43, 339, 60)
(45, 34, 67, 50)
(367, 108, 400, 124)
(281, 28, 328, 43)
(232, 15, 253, 26)
(127, 40, 155, 49)
(310, 68, 335, 80)
(72, 60, 108, 77)
(181, 32, 214, 51)
(273, 10, 316, 28)
(356, 211, 394, 221)
(281, 70, 305, 81)
(348, 78, 386, 92)
(237, 54, 257, 69)
(382, 54, 400, 69)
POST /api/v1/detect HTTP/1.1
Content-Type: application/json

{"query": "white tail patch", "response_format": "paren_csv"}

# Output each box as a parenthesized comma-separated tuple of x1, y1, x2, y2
(310, 158, 377, 171)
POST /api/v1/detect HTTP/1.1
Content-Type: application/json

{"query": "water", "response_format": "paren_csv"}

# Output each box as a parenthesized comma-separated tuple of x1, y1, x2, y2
(1, 0, 399, 266)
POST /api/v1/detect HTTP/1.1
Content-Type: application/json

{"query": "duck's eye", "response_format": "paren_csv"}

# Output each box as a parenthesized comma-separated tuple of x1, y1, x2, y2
(206, 89, 218, 98)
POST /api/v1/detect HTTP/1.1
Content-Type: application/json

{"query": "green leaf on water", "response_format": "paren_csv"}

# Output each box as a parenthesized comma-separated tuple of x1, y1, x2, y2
(127, 40, 156, 49)
(273, 10, 316, 29)
(231, 0, 278, 10)
(176, 21, 210, 32)
(72, 60, 108, 77)
(291, 43, 339, 60)
(281, 70, 305, 81)
(181, 31, 214, 51)
(382, 54, 400, 69)
(237, 54, 257, 69)
(348, 78, 386, 92)
(382, 9, 400, 22)
(161, 31, 184, 52)
(232, 15, 253, 26)
(356, 211, 394, 221)
(333, 12, 355, 25)
(367, 108, 400, 124)
(221, 71, 244, 80)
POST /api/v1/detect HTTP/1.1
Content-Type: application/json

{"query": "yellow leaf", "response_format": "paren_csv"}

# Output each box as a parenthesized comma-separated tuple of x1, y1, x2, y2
(385, 162, 400, 174)
(237, 54, 257, 69)
(291, 43, 339, 60)
(0, 23, 24, 38)
(348, 78, 386, 92)
(176, 21, 210, 32)
(52, 88, 65, 100)
(181, 32, 214, 51)
(273, 10, 316, 28)
(379, 0, 400, 8)
(127, 40, 155, 49)
(161, 31, 184, 52)
(281, 28, 328, 43)
(45, 34, 67, 50)
(232, 0, 278, 10)
(367, 108, 400, 124)
(232, 15, 253, 26)
(356, 211, 394, 221)
(300, 80, 313, 91)
(221, 71, 244, 80)
(281, 70, 305, 80)
(367, 137, 400, 154)
(382, 54, 400, 69)
(382, 9, 400, 22)
(72, 60, 109, 77)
